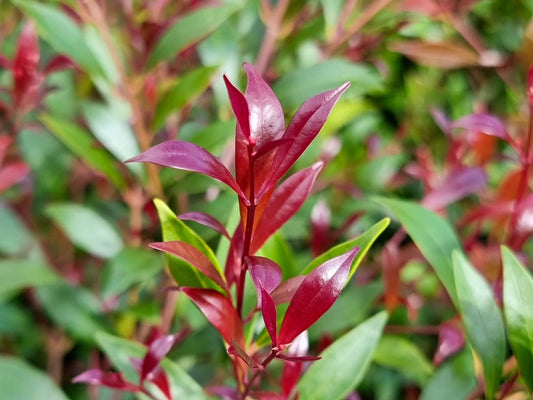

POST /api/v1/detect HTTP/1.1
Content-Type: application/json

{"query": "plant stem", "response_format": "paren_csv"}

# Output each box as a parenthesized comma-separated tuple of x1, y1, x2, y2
(256, 0, 291, 74)
(240, 348, 279, 400)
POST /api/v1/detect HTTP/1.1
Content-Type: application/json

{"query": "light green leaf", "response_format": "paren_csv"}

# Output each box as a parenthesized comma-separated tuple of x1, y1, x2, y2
(453, 251, 505, 400)
(0, 204, 43, 260)
(46, 203, 123, 259)
(273, 59, 383, 109)
(15, 0, 102, 76)
(320, 0, 345, 39)
(0, 259, 58, 301)
(0, 356, 69, 400)
(420, 350, 477, 400)
(298, 311, 388, 400)
(153, 66, 219, 130)
(374, 197, 461, 305)
(96, 332, 207, 400)
(154, 199, 222, 289)
(101, 247, 164, 300)
(301, 218, 390, 282)
(40, 114, 126, 189)
(147, 1, 243, 68)
(373, 335, 434, 385)
(502, 246, 533, 394)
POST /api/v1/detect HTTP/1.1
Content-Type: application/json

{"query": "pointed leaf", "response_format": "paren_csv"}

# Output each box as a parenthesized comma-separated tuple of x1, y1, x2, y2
(502, 246, 533, 394)
(451, 113, 512, 143)
(452, 251, 505, 400)
(141, 334, 181, 382)
(181, 287, 243, 346)
(297, 311, 388, 400)
(150, 241, 228, 292)
(0, 162, 30, 193)
(270, 276, 306, 305)
(0, 259, 58, 300)
(247, 256, 282, 307)
(150, 370, 172, 400)
(261, 287, 278, 346)
(72, 369, 139, 392)
(179, 211, 230, 239)
(13, 22, 40, 104)
(224, 74, 251, 141)
(278, 247, 359, 346)
(127, 141, 244, 198)
(252, 162, 324, 252)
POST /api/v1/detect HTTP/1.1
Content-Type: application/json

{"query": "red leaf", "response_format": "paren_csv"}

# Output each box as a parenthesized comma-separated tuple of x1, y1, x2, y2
(140, 333, 180, 382)
(270, 276, 306, 305)
(150, 370, 172, 400)
(246, 256, 282, 307)
(182, 287, 244, 345)
(13, 22, 41, 107)
(179, 211, 230, 239)
(150, 241, 228, 292)
(251, 162, 324, 253)
(224, 75, 251, 143)
(433, 323, 464, 365)
(0, 162, 30, 193)
(126, 141, 245, 199)
(451, 113, 513, 144)
(261, 287, 278, 346)
(281, 331, 309, 396)
(0, 55, 11, 70)
(224, 224, 244, 286)
(43, 55, 74, 75)
(72, 369, 140, 392)
(207, 386, 239, 400)
(259, 82, 350, 196)
(277, 247, 359, 346)
(310, 199, 331, 257)
(0, 136, 13, 165)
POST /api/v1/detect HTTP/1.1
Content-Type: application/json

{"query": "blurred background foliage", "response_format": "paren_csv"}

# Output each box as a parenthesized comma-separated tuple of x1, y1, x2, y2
(2, 0, 533, 399)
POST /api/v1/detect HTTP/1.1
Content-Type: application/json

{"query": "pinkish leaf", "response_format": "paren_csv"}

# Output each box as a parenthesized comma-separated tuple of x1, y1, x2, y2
(252, 391, 286, 400)
(422, 167, 487, 210)
(0, 55, 11, 69)
(0, 137, 13, 164)
(260, 82, 350, 196)
(281, 331, 309, 396)
(179, 211, 230, 239)
(433, 323, 465, 365)
(253, 138, 293, 159)
(224, 224, 244, 286)
(0, 162, 30, 193)
(126, 141, 245, 199)
(246, 256, 282, 307)
(207, 386, 239, 400)
(72, 369, 140, 392)
(270, 276, 306, 305)
(252, 162, 324, 253)
(150, 370, 172, 400)
(140, 333, 180, 382)
(150, 241, 228, 292)
(261, 287, 278, 346)
(451, 113, 512, 143)
(43, 55, 74, 74)
(13, 22, 40, 106)
(311, 199, 331, 257)
(182, 287, 244, 345)
(277, 247, 359, 346)
(223, 75, 251, 142)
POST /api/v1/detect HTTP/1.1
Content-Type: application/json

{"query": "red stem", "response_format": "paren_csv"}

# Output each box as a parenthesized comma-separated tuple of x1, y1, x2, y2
(240, 348, 279, 400)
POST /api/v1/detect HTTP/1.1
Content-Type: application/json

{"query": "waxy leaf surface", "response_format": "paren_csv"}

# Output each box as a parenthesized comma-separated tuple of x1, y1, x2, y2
(141, 334, 181, 382)
(261, 288, 278, 346)
(247, 256, 282, 307)
(179, 211, 230, 239)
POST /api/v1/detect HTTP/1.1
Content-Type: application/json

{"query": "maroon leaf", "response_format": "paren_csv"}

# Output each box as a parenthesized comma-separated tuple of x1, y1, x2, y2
(270, 276, 306, 305)
(246, 256, 282, 307)
(261, 287, 278, 346)
(179, 211, 230, 239)
(150, 370, 172, 400)
(182, 287, 244, 345)
(433, 323, 465, 365)
(259, 82, 350, 196)
(277, 247, 359, 346)
(251, 162, 324, 253)
(140, 333, 180, 382)
(150, 241, 228, 292)
(0, 162, 30, 193)
(126, 141, 245, 199)
(43, 55, 74, 75)
(311, 199, 331, 257)
(207, 386, 239, 400)
(72, 369, 140, 392)
(13, 22, 40, 107)
(451, 113, 512, 143)
(224, 224, 244, 286)
(281, 331, 309, 396)
(223, 75, 251, 142)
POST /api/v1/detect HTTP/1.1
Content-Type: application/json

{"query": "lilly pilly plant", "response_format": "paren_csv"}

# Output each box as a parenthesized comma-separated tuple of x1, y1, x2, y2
(74, 63, 389, 400)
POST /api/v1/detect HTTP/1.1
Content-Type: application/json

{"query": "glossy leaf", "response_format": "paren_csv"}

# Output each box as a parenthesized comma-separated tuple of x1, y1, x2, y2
(150, 241, 228, 293)
(45, 203, 123, 259)
(0, 259, 57, 300)
(72, 369, 139, 392)
(40, 114, 126, 189)
(181, 287, 243, 346)
(127, 141, 244, 198)
(0, 356, 69, 400)
(179, 211, 230, 239)
(252, 162, 324, 252)
(153, 66, 218, 129)
(247, 256, 282, 307)
(502, 246, 533, 394)
(278, 247, 359, 346)
(147, 2, 243, 68)
(141, 334, 181, 382)
(223, 74, 251, 141)
(261, 288, 278, 346)
(452, 251, 505, 400)
(270, 276, 306, 305)
(297, 311, 388, 400)
(375, 197, 461, 305)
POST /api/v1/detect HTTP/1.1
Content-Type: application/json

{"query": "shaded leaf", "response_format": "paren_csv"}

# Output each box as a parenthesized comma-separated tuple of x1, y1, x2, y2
(261, 288, 278, 346)
(452, 251, 505, 400)
(179, 211, 230, 239)
(141, 334, 181, 382)
(451, 113, 512, 143)
(72, 369, 139, 392)
(297, 311, 388, 400)
(247, 256, 282, 307)
(270, 276, 306, 305)
(502, 246, 533, 394)
(0, 162, 30, 193)
(0, 259, 58, 301)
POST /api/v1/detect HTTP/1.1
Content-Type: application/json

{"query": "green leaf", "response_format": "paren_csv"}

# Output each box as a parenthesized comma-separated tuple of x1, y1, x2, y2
(374, 197, 461, 305)
(373, 335, 434, 385)
(297, 311, 388, 400)
(15, 0, 102, 76)
(37, 283, 109, 343)
(502, 246, 533, 394)
(152, 66, 219, 130)
(0, 259, 58, 301)
(320, 0, 345, 39)
(46, 203, 123, 259)
(96, 332, 207, 400)
(101, 247, 164, 300)
(301, 218, 389, 282)
(420, 350, 477, 400)
(0, 356, 69, 400)
(147, 1, 243, 68)
(452, 251, 505, 400)
(40, 114, 126, 189)
(273, 59, 383, 109)
(0, 204, 43, 260)
(154, 199, 222, 289)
